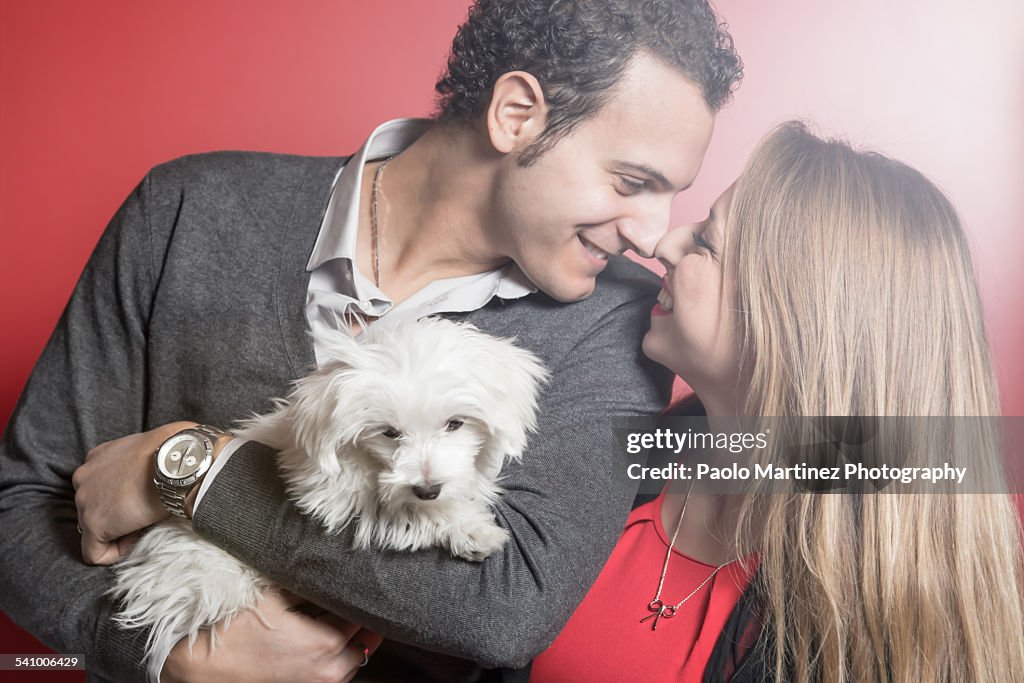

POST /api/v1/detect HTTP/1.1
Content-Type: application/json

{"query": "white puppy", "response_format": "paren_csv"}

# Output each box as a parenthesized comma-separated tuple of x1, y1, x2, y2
(109, 317, 548, 679)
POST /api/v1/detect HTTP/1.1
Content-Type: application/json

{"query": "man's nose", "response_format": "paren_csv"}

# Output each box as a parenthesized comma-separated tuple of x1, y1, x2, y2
(617, 199, 674, 258)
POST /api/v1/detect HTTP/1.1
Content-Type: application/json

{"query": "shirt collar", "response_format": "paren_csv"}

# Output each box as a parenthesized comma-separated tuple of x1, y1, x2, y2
(306, 118, 432, 272)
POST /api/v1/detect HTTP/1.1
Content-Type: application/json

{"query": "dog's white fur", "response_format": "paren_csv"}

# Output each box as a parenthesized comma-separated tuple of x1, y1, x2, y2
(109, 318, 548, 679)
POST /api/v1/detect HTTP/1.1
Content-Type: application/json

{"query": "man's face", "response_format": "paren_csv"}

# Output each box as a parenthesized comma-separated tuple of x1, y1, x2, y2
(491, 52, 716, 302)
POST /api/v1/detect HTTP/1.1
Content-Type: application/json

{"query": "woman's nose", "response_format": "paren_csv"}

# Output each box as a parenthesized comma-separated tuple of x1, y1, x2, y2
(654, 223, 696, 269)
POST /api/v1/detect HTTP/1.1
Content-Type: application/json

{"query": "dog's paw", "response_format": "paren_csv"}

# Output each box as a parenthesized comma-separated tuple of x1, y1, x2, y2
(452, 523, 509, 562)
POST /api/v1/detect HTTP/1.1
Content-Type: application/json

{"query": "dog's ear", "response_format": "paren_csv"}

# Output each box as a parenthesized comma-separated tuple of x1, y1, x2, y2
(280, 355, 370, 478)
(462, 333, 549, 478)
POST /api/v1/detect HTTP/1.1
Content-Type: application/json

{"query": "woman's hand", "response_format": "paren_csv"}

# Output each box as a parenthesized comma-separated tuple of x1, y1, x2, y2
(162, 590, 383, 683)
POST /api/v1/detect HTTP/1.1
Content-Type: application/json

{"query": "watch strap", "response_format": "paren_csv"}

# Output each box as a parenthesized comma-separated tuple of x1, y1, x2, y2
(192, 424, 231, 442)
(155, 478, 191, 518)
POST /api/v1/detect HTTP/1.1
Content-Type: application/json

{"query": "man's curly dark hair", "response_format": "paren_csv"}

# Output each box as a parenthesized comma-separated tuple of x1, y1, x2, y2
(434, 0, 743, 165)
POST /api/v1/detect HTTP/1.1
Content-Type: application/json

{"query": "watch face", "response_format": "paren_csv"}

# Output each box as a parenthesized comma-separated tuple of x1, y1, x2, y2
(156, 433, 209, 482)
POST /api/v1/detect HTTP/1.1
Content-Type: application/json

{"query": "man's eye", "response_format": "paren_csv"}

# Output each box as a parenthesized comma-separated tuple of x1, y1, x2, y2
(382, 427, 401, 439)
(617, 175, 647, 195)
(445, 419, 464, 432)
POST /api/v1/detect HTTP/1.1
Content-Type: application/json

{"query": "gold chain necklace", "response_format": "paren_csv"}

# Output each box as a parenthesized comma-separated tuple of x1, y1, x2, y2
(370, 155, 395, 288)
(641, 483, 735, 631)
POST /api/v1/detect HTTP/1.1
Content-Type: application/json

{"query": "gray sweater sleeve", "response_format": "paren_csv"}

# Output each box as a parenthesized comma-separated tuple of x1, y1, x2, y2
(193, 293, 673, 668)
(0, 176, 158, 682)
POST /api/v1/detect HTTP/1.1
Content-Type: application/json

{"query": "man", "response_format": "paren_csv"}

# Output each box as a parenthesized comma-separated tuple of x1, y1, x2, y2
(0, 1, 741, 680)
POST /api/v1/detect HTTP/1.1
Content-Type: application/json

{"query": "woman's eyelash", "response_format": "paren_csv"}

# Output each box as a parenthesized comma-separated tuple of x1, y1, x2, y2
(692, 230, 717, 256)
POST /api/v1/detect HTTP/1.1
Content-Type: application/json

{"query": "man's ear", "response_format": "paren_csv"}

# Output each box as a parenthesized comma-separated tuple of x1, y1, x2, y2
(485, 71, 548, 155)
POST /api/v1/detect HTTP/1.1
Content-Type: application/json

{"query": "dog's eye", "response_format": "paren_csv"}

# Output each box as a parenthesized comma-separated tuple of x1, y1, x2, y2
(445, 419, 464, 433)
(381, 427, 401, 439)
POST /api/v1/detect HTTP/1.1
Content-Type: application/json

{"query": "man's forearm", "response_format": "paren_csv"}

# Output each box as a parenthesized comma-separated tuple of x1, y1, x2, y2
(193, 421, 637, 668)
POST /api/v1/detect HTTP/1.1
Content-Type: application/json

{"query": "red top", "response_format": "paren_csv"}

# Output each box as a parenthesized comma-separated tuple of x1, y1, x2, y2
(531, 492, 755, 682)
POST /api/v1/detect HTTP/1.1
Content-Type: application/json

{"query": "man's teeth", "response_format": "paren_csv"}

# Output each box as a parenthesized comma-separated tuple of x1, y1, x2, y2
(657, 288, 674, 311)
(583, 239, 609, 261)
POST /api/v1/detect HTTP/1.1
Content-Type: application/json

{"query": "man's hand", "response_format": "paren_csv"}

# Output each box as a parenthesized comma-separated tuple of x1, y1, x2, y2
(162, 590, 384, 683)
(72, 421, 198, 564)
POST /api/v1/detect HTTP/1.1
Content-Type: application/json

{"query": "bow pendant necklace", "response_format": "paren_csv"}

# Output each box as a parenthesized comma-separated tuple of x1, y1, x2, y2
(641, 483, 735, 631)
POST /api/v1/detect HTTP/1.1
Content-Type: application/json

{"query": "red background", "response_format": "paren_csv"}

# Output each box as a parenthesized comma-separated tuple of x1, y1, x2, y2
(2, 1, 1021, 679)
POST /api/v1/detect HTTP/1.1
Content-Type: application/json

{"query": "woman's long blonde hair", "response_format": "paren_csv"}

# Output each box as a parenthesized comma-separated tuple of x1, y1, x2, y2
(725, 122, 1024, 682)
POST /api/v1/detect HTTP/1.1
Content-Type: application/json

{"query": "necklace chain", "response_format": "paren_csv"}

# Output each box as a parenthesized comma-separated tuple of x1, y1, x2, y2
(371, 155, 395, 289)
(641, 482, 735, 631)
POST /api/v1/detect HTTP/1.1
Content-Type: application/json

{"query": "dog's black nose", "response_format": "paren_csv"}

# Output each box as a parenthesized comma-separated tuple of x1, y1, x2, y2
(412, 483, 443, 500)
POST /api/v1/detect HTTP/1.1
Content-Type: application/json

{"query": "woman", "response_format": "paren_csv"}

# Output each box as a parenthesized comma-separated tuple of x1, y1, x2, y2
(531, 122, 1024, 682)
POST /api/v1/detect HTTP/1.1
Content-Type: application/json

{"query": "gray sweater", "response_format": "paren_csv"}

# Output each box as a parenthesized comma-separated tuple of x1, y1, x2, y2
(0, 150, 672, 682)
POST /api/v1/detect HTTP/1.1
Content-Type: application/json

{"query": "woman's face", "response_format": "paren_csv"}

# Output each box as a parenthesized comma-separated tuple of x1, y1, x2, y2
(642, 182, 742, 399)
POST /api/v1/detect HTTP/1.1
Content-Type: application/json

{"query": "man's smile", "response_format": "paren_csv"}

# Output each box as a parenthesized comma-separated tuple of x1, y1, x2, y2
(579, 235, 613, 263)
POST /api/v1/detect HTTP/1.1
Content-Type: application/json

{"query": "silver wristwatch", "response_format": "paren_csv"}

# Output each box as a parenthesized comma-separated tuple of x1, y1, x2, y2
(153, 424, 228, 519)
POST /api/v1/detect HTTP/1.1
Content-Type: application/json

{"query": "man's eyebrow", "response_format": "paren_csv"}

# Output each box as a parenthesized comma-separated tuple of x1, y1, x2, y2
(611, 160, 682, 192)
